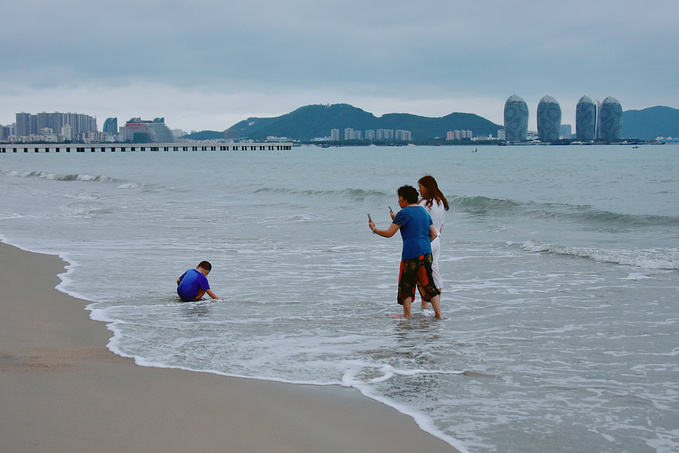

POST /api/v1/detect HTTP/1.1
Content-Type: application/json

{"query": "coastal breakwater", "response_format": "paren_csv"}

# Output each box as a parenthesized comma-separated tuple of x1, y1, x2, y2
(0, 142, 292, 153)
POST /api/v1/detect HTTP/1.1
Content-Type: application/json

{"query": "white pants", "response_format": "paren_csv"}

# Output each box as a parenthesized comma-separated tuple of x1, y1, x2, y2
(430, 236, 442, 290)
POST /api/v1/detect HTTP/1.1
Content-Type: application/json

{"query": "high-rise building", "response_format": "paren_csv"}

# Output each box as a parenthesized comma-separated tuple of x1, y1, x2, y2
(37, 112, 59, 134)
(376, 129, 394, 140)
(576, 96, 597, 141)
(560, 124, 572, 139)
(15, 113, 32, 136)
(537, 96, 561, 142)
(503, 95, 528, 142)
(61, 124, 72, 141)
(103, 117, 118, 136)
(14, 111, 96, 139)
(124, 117, 174, 143)
(598, 97, 623, 141)
(395, 130, 411, 141)
(344, 128, 361, 140)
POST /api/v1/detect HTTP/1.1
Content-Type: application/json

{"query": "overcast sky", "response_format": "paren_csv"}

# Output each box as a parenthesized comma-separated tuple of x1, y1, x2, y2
(1, 0, 677, 132)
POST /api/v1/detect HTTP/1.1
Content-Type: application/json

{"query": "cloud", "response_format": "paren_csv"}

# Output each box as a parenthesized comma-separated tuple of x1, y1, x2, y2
(1, 0, 677, 131)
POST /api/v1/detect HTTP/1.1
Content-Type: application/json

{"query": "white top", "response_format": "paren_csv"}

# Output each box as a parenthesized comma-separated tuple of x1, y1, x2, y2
(419, 199, 445, 235)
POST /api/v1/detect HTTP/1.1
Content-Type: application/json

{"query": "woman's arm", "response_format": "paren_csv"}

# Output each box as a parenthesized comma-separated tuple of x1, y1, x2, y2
(369, 220, 400, 238)
(429, 224, 438, 242)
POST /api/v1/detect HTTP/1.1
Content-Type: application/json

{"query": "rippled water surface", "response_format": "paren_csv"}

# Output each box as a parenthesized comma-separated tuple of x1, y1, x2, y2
(1, 144, 677, 453)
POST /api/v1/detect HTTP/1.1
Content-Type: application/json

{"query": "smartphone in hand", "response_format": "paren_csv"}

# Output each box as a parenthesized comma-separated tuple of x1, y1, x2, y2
(367, 213, 372, 222)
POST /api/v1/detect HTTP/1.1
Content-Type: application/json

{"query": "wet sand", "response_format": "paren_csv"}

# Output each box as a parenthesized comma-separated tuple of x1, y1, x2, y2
(0, 241, 458, 452)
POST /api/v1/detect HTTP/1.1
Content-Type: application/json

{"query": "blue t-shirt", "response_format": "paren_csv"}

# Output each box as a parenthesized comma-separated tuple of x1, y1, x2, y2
(177, 269, 210, 301)
(393, 205, 433, 260)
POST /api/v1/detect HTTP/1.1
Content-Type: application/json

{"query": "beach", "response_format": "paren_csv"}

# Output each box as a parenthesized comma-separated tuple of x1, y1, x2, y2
(0, 241, 457, 452)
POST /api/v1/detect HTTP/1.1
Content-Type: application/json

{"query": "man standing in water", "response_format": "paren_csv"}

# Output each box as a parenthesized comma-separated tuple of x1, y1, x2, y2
(368, 185, 443, 319)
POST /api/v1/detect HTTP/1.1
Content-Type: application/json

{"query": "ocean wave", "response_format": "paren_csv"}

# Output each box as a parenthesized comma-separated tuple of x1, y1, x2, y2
(451, 195, 679, 228)
(522, 240, 679, 270)
(451, 195, 523, 211)
(4, 169, 122, 184)
(255, 187, 388, 200)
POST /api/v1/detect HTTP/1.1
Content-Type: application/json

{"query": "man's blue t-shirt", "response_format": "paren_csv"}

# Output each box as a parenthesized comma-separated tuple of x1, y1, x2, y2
(177, 269, 210, 301)
(393, 205, 433, 260)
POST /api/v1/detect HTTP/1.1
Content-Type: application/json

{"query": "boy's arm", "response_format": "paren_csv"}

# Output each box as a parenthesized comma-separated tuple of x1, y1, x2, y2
(205, 289, 219, 300)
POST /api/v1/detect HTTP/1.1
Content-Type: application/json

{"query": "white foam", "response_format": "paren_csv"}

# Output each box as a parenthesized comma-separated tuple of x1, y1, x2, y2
(621, 273, 654, 280)
(117, 183, 140, 189)
(522, 240, 679, 270)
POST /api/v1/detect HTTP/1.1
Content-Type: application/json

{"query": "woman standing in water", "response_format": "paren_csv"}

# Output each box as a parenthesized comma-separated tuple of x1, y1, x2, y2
(417, 175, 449, 307)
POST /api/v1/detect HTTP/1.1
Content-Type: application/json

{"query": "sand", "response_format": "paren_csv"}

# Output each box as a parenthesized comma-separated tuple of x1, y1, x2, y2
(0, 242, 458, 452)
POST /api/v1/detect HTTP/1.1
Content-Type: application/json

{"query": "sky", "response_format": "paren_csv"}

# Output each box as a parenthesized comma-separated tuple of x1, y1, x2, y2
(1, 0, 677, 133)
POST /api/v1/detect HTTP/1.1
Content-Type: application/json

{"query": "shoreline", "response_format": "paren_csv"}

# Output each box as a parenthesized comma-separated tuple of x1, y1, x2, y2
(0, 241, 459, 452)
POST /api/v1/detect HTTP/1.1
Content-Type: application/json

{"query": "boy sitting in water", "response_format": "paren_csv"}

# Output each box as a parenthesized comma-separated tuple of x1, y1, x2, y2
(176, 261, 220, 301)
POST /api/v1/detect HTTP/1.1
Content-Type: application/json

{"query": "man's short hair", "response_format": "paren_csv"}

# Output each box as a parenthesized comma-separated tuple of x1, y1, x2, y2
(198, 261, 212, 271)
(397, 185, 419, 204)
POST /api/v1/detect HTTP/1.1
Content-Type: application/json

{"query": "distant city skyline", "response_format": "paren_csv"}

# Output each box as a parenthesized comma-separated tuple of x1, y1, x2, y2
(1, 98, 671, 140)
(2, 111, 98, 142)
(0, 112, 180, 143)
(0, 95, 631, 139)
(0, 94, 654, 143)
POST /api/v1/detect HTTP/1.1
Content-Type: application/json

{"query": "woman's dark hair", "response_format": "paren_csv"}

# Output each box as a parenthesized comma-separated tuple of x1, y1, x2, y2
(397, 185, 420, 204)
(418, 175, 449, 211)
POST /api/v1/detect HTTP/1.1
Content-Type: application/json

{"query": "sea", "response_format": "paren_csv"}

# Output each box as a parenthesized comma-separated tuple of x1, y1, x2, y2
(1, 144, 677, 453)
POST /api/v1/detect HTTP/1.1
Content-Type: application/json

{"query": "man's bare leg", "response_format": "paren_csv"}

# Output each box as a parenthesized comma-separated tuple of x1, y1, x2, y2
(429, 295, 443, 319)
(402, 298, 412, 318)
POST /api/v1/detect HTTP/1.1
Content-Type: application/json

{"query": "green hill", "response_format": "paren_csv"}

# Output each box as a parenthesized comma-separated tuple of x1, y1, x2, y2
(225, 104, 501, 141)
(623, 106, 679, 140)
(182, 130, 225, 141)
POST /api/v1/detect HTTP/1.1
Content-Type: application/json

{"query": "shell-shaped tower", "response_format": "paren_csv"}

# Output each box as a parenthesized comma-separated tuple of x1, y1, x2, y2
(504, 95, 529, 142)
(537, 96, 562, 142)
(598, 97, 623, 141)
(576, 96, 596, 141)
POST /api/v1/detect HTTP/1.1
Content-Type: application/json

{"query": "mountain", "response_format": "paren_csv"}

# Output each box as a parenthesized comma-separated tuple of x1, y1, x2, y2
(182, 130, 225, 141)
(622, 106, 679, 140)
(225, 104, 502, 141)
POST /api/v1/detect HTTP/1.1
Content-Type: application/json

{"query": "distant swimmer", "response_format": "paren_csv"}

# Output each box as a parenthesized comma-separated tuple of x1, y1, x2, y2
(368, 185, 443, 319)
(176, 261, 220, 301)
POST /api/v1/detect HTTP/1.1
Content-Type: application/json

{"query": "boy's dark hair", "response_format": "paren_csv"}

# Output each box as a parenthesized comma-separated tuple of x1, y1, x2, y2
(198, 261, 212, 271)
(397, 185, 419, 204)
